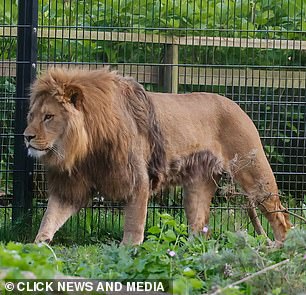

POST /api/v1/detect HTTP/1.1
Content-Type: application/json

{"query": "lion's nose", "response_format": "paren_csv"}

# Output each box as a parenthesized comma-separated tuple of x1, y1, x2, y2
(24, 134, 36, 142)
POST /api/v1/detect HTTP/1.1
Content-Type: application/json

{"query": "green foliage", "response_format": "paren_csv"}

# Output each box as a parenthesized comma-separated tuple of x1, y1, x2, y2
(0, 0, 18, 25)
(0, 0, 304, 240)
(57, 215, 306, 294)
(35, 0, 306, 37)
(0, 215, 305, 294)
(0, 77, 15, 194)
(0, 242, 61, 279)
(1, 0, 306, 65)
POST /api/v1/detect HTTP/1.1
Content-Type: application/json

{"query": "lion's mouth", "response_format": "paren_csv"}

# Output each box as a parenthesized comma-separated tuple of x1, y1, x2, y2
(28, 145, 49, 152)
(27, 144, 64, 161)
(27, 145, 50, 158)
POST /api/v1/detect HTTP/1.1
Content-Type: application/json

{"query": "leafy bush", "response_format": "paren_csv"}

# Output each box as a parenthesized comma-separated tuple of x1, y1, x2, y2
(0, 1, 304, 233)
(58, 214, 306, 294)
(1, 214, 305, 294)
(1, 0, 306, 65)
(0, 242, 60, 279)
(0, 77, 15, 194)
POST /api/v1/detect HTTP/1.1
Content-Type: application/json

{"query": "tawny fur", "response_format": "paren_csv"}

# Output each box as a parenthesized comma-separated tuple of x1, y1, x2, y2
(24, 68, 291, 245)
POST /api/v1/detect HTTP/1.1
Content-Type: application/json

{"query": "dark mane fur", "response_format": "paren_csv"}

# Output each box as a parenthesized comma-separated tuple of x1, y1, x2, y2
(167, 150, 223, 186)
(30, 68, 167, 207)
(121, 77, 166, 189)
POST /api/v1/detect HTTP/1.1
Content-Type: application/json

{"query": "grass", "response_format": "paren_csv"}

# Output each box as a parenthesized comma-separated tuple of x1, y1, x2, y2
(0, 186, 281, 244)
(0, 214, 305, 295)
(0, 202, 271, 244)
(0, 194, 304, 294)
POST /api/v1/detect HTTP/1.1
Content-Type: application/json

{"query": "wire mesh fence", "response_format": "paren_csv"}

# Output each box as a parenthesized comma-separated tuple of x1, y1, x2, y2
(0, 0, 305, 242)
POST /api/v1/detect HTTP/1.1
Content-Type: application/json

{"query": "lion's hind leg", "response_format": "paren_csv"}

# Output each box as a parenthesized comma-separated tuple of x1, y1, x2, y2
(183, 179, 218, 234)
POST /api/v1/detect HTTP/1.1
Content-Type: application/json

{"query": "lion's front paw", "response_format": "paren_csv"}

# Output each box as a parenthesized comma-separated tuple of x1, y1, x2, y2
(34, 232, 52, 244)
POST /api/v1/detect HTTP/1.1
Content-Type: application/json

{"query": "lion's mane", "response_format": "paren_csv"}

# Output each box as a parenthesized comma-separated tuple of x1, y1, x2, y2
(30, 68, 166, 207)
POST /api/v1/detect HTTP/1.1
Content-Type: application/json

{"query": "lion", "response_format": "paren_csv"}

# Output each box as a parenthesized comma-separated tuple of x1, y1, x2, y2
(23, 68, 291, 245)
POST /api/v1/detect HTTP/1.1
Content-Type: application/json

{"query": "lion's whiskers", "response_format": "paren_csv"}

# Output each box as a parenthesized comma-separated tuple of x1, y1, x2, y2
(49, 146, 64, 160)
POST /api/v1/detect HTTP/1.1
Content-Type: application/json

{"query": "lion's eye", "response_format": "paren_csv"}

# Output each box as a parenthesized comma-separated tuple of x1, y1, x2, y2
(44, 114, 54, 121)
(28, 112, 33, 122)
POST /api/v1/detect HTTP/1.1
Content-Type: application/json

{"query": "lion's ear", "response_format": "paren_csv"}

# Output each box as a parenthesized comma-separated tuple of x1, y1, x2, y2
(63, 84, 83, 110)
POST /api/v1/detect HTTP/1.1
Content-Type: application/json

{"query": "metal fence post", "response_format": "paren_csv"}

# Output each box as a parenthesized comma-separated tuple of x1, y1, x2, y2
(12, 0, 38, 225)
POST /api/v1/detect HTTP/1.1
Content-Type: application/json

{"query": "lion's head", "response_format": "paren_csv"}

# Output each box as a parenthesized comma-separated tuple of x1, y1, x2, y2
(24, 69, 92, 172)
(23, 68, 159, 176)
(24, 67, 168, 213)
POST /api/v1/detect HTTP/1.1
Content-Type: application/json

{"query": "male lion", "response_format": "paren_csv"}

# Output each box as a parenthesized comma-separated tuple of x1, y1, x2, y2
(24, 68, 291, 245)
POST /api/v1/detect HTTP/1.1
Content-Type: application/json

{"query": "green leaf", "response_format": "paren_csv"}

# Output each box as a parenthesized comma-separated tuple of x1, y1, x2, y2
(159, 213, 174, 221)
(163, 230, 177, 242)
(256, 10, 275, 25)
(172, 278, 189, 295)
(272, 287, 282, 295)
(183, 267, 196, 277)
(188, 278, 203, 289)
(148, 226, 161, 235)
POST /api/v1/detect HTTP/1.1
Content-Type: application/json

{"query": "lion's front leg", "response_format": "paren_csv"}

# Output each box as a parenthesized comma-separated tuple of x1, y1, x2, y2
(35, 195, 78, 243)
(122, 185, 150, 245)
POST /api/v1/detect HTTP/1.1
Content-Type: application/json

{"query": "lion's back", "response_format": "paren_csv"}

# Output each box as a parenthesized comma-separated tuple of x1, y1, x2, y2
(149, 91, 245, 122)
(149, 91, 263, 162)
(149, 91, 255, 136)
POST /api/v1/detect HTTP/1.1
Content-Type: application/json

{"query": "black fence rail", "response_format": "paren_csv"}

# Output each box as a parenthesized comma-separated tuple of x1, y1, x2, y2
(0, 0, 305, 242)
